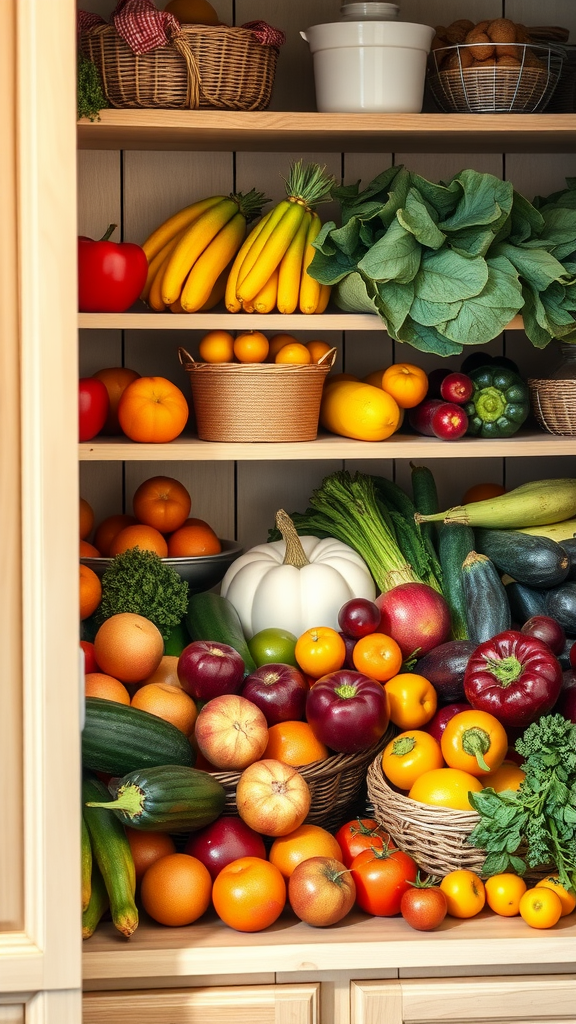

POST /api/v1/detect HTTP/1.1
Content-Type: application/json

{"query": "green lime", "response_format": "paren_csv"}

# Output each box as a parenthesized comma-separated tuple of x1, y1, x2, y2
(248, 628, 298, 668)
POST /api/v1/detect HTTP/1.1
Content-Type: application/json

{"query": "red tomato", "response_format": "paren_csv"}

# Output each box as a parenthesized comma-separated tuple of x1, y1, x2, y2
(400, 885, 448, 931)
(351, 846, 418, 916)
(334, 818, 393, 868)
(80, 640, 98, 674)
(78, 228, 148, 313)
(79, 378, 110, 441)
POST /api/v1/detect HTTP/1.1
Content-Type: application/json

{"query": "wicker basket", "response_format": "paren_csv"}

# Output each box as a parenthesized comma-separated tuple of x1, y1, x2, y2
(79, 23, 279, 111)
(529, 378, 576, 435)
(428, 43, 562, 113)
(178, 347, 336, 443)
(211, 727, 395, 833)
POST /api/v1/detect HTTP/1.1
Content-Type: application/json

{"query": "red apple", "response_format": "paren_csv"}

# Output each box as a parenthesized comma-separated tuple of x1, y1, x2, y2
(440, 372, 474, 405)
(408, 399, 443, 436)
(431, 402, 468, 440)
(376, 583, 451, 659)
(241, 664, 308, 726)
(305, 670, 389, 753)
(521, 615, 566, 656)
(339, 631, 357, 670)
(185, 816, 266, 880)
(559, 669, 576, 723)
(423, 702, 472, 743)
(194, 694, 269, 770)
(288, 856, 356, 927)
(338, 598, 381, 638)
(177, 640, 245, 701)
(569, 640, 576, 671)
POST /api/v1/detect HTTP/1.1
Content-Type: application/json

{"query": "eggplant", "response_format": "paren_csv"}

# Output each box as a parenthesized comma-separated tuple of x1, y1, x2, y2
(560, 538, 576, 580)
(415, 640, 477, 705)
(505, 581, 546, 625)
(545, 582, 576, 635)
(475, 528, 570, 589)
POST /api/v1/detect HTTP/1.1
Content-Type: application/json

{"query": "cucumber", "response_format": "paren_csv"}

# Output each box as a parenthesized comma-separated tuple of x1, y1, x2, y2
(87, 765, 227, 833)
(474, 528, 570, 589)
(82, 773, 138, 938)
(438, 524, 475, 640)
(545, 582, 576, 634)
(505, 581, 546, 625)
(462, 551, 511, 644)
(81, 813, 92, 912)
(186, 592, 256, 673)
(164, 618, 190, 656)
(82, 861, 109, 940)
(82, 697, 195, 776)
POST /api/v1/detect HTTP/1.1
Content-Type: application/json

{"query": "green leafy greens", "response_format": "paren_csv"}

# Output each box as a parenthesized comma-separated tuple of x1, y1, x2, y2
(468, 714, 576, 890)
(97, 548, 189, 641)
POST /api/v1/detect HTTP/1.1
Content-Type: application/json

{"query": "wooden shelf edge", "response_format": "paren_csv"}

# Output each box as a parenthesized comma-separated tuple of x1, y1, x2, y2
(78, 311, 525, 332)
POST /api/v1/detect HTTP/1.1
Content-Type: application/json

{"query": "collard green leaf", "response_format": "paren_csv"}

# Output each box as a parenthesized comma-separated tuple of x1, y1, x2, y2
(438, 170, 513, 231)
(376, 280, 415, 336)
(410, 295, 462, 327)
(358, 219, 421, 284)
(448, 226, 495, 259)
(509, 190, 545, 244)
(414, 249, 488, 303)
(378, 167, 412, 229)
(333, 272, 381, 314)
(409, 172, 462, 220)
(495, 241, 566, 292)
(397, 188, 446, 250)
(441, 258, 523, 345)
(308, 245, 359, 286)
(541, 206, 576, 246)
(396, 317, 463, 356)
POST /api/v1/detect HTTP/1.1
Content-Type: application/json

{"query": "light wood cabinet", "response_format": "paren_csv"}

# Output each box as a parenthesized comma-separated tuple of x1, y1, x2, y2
(83, 984, 319, 1024)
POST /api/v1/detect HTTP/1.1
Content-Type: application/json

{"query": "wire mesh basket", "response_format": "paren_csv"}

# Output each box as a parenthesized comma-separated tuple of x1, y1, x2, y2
(428, 43, 563, 113)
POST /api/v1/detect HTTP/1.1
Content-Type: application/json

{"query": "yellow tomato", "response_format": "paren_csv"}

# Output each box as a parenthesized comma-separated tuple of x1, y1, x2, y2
(440, 870, 485, 919)
(519, 887, 563, 929)
(485, 873, 526, 917)
(536, 876, 576, 917)
(408, 767, 483, 810)
(440, 710, 508, 778)
(384, 673, 437, 729)
(381, 363, 428, 409)
(381, 730, 444, 791)
(295, 627, 346, 680)
(487, 761, 526, 793)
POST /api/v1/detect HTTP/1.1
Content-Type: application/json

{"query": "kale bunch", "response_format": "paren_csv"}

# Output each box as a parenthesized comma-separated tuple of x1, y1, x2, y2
(77, 52, 108, 122)
(97, 548, 189, 642)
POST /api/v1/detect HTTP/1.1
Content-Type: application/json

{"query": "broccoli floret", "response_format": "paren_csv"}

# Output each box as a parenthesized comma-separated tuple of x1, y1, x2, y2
(97, 548, 189, 641)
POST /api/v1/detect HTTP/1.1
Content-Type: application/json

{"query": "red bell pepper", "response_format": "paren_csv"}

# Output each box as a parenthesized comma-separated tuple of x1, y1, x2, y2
(78, 224, 148, 312)
(463, 630, 562, 729)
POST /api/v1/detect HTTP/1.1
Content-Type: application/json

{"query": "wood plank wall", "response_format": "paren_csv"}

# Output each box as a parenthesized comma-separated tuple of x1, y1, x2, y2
(78, 0, 576, 550)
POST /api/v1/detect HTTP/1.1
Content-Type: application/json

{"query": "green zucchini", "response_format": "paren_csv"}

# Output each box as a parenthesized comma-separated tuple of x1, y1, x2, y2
(475, 528, 569, 589)
(416, 478, 576, 529)
(462, 551, 511, 644)
(164, 618, 190, 656)
(505, 581, 546, 625)
(82, 697, 195, 776)
(86, 765, 226, 833)
(186, 592, 257, 673)
(81, 813, 92, 912)
(82, 773, 138, 938)
(438, 524, 475, 640)
(82, 860, 109, 940)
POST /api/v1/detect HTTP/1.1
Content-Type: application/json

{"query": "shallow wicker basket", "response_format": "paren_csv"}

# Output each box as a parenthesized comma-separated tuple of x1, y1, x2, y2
(428, 43, 562, 113)
(79, 23, 279, 111)
(178, 347, 336, 443)
(212, 727, 394, 834)
(529, 378, 576, 435)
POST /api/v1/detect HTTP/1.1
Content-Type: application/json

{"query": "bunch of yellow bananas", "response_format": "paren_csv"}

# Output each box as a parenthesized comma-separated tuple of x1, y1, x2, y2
(225, 162, 334, 316)
(141, 190, 267, 313)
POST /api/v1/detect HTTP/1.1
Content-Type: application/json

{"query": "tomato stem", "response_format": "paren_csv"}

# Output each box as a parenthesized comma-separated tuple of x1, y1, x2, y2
(99, 223, 118, 242)
(461, 726, 491, 772)
(392, 735, 417, 757)
(483, 654, 522, 687)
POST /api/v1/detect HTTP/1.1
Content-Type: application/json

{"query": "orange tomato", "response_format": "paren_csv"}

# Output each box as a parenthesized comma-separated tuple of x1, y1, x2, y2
(440, 870, 486, 919)
(536, 876, 576, 917)
(519, 886, 563, 929)
(118, 376, 189, 443)
(352, 632, 403, 683)
(234, 331, 269, 363)
(93, 514, 138, 556)
(167, 519, 221, 557)
(487, 761, 526, 793)
(381, 730, 444, 790)
(408, 767, 483, 810)
(384, 673, 437, 729)
(199, 330, 235, 363)
(269, 823, 342, 878)
(132, 475, 191, 533)
(275, 342, 311, 365)
(109, 523, 168, 558)
(267, 333, 296, 360)
(141, 853, 212, 926)
(295, 626, 346, 679)
(93, 366, 141, 434)
(264, 720, 329, 766)
(381, 363, 428, 409)
(80, 563, 102, 620)
(485, 873, 527, 916)
(441, 710, 508, 777)
(80, 497, 94, 540)
(212, 856, 286, 932)
(462, 482, 507, 504)
(306, 340, 332, 363)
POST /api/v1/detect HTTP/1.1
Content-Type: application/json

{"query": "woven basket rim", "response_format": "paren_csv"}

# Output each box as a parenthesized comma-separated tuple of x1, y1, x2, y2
(529, 377, 576, 385)
(81, 22, 278, 46)
(367, 753, 481, 826)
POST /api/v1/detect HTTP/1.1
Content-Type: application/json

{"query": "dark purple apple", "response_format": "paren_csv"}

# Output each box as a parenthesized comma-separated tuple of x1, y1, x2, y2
(408, 399, 443, 436)
(185, 816, 266, 880)
(423, 703, 471, 743)
(338, 597, 381, 638)
(440, 372, 474, 405)
(305, 670, 389, 754)
(521, 615, 566, 656)
(558, 669, 576, 723)
(416, 640, 477, 705)
(376, 583, 451, 659)
(339, 631, 357, 670)
(570, 640, 576, 671)
(241, 663, 308, 725)
(177, 640, 245, 701)
(431, 402, 468, 440)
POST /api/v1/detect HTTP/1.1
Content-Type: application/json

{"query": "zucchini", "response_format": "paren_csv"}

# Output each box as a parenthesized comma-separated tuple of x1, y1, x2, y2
(81, 813, 92, 912)
(82, 861, 109, 940)
(505, 581, 546, 625)
(462, 551, 511, 644)
(545, 582, 576, 634)
(186, 592, 257, 673)
(82, 697, 195, 776)
(415, 478, 576, 529)
(164, 618, 190, 656)
(560, 538, 576, 580)
(438, 524, 475, 640)
(474, 528, 570, 589)
(87, 765, 226, 833)
(82, 773, 138, 938)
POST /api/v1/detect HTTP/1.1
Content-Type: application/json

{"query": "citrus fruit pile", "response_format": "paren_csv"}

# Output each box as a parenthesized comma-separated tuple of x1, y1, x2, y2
(198, 330, 333, 366)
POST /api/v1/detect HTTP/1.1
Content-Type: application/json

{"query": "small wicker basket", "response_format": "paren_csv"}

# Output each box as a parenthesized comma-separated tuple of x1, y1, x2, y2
(428, 43, 562, 113)
(529, 378, 576, 435)
(178, 347, 336, 443)
(79, 23, 279, 111)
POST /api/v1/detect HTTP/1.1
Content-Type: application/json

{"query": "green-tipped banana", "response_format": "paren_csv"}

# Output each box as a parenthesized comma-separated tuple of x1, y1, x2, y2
(415, 479, 576, 530)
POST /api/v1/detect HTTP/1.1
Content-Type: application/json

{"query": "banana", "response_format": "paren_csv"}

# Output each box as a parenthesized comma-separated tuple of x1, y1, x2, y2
(148, 250, 170, 311)
(237, 200, 307, 303)
(299, 213, 323, 314)
(181, 212, 246, 313)
(142, 195, 225, 261)
(315, 283, 332, 315)
(225, 211, 272, 313)
(253, 268, 279, 314)
(276, 211, 311, 315)
(161, 197, 239, 306)
(169, 297, 184, 313)
(236, 200, 294, 292)
(199, 261, 232, 311)
(141, 226, 187, 303)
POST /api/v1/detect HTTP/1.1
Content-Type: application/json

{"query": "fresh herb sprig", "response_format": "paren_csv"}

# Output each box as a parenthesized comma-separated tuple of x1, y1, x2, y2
(468, 714, 576, 890)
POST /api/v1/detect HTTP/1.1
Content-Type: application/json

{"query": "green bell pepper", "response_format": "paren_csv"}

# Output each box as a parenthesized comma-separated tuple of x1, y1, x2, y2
(464, 365, 529, 438)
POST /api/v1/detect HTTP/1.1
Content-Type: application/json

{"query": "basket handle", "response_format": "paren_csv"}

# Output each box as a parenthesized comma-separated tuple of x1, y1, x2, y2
(318, 347, 338, 369)
(178, 346, 196, 366)
(172, 33, 202, 109)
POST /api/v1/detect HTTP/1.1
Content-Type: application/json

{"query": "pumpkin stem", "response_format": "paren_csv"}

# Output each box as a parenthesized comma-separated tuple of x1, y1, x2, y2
(276, 509, 310, 569)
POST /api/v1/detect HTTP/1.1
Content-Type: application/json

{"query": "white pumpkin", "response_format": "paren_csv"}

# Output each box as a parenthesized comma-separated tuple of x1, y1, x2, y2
(220, 510, 376, 639)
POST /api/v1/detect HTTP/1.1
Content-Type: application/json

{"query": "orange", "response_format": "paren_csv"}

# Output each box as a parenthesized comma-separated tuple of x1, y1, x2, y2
(269, 823, 342, 878)
(109, 524, 169, 558)
(440, 870, 485, 919)
(80, 563, 102, 620)
(94, 612, 164, 683)
(363, 369, 386, 388)
(264, 720, 329, 766)
(408, 767, 483, 811)
(125, 828, 176, 885)
(306, 340, 332, 363)
(381, 363, 428, 409)
(536, 876, 576, 917)
(462, 482, 507, 504)
(268, 333, 296, 360)
(167, 519, 221, 557)
(199, 330, 235, 363)
(212, 856, 286, 932)
(141, 853, 212, 926)
(275, 342, 311, 365)
(93, 367, 141, 434)
(295, 626, 346, 679)
(140, 655, 181, 688)
(485, 873, 527, 916)
(164, 0, 220, 26)
(80, 497, 94, 540)
(132, 475, 191, 533)
(85, 671, 130, 705)
(131, 681, 197, 735)
(519, 886, 563, 929)
(80, 540, 101, 557)
(233, 331, 269, 363)
(384, 673, 437, 730)
(352, 632, 403, 683)
(117, 376, 189, 443)
(94, 514, 138, 556)
(486, 761, 526, 793)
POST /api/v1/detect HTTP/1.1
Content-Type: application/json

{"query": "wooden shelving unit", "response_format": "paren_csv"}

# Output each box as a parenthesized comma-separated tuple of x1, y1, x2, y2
(78, 310, 526, 331)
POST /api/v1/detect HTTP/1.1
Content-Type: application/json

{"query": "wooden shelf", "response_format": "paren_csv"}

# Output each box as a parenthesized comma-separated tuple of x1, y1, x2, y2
(77, 111, 576, 154)
(83, 908, 576, 984)
(79, 430, 576, 462)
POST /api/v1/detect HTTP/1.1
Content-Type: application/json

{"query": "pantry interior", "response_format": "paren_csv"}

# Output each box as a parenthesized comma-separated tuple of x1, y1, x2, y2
(3, 0, 576, 1021)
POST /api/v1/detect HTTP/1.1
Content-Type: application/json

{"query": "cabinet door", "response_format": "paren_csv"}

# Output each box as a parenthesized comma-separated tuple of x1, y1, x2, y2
(83, 984, 320, 1024)
(352, 977, 576, 1024)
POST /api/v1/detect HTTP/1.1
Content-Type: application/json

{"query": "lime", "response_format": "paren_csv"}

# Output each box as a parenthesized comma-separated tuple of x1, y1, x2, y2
(248, 628, 298, 668)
